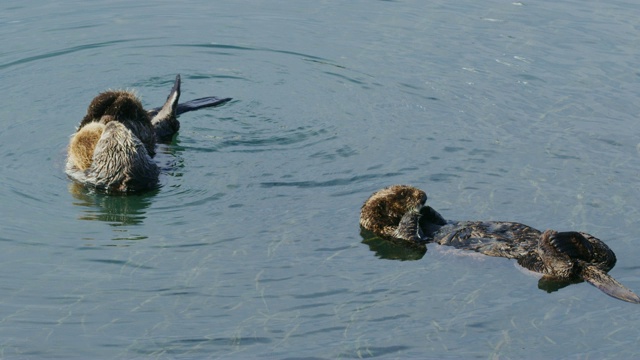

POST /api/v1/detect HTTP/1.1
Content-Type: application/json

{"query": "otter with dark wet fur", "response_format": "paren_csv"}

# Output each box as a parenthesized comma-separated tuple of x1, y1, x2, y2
(360, 185, 640, 304)
(65, 75, 231, 193)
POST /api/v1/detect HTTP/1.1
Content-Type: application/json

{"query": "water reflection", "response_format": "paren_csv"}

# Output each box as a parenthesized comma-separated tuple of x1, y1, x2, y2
(538, 275, 583, 293)
(359, 228, 426, 261)
(65, 130, 183, 229)
(361, 230, 609, 298)
(69, 182, 156, 226)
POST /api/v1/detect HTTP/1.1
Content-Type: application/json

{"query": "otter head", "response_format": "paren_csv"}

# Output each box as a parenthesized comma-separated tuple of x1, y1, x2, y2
(360, 185, 427, 239)
(78, 90, 156, 156)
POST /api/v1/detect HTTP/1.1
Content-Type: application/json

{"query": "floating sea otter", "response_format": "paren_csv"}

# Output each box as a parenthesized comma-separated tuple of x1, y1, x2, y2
(65, 75, 230, 193)
(360, 185, 640, 304)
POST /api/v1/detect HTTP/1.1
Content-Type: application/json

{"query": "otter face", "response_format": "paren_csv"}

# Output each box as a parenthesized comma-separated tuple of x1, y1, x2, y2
(360, 185, 427, 238)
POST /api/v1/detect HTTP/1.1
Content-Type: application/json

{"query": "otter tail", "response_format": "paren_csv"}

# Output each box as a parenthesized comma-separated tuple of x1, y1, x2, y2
(581, 265, 640, 304)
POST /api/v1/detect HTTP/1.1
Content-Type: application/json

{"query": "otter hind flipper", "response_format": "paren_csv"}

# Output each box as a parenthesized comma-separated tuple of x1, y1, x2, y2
(547, 231, 595, 260)
(150, 75, 182, 140)
(149, 75, 233, 141)
(174, 96, 233, 115)
(581, 266, 640, 304)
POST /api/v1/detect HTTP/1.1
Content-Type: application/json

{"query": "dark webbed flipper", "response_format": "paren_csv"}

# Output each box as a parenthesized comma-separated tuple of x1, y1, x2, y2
(149, 96, 232, 116)
(148, 75, 232, 141)
(539, 230, 638, 303)
(538, 230, 589, 279)
(547, 231, 595, 261)
(150, 75, 182, 141)
(175, 96, 232, 115)
(581, 266, 640, 304)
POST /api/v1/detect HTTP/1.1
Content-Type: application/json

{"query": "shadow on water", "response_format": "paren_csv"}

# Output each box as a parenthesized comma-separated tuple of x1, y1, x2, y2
(538, 275, 584, 293)
(359, 228, 426, 261)
(68, 182, 157, 226)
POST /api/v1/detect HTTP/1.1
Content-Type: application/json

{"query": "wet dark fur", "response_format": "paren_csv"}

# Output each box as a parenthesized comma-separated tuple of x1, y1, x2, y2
(78, 90, 157, 156)
(360, 185, 640, 304)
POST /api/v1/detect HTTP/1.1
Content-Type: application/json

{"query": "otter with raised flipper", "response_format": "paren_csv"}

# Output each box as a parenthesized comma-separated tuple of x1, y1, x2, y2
(65, 75, 231, 193)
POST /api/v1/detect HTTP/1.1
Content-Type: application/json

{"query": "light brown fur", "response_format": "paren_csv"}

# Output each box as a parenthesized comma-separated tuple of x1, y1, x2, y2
(65, 90, 159, 192)
(68, 122, 105, 170)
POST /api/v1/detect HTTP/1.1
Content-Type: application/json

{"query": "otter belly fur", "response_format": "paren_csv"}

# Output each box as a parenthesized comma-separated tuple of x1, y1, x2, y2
(65, 74, 231, 193)
(360, 185, 640, 304)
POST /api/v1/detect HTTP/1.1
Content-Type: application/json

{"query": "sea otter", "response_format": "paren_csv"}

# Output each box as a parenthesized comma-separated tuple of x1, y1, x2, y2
(360, 185, 640, 304)
(65, 75, 231, 193)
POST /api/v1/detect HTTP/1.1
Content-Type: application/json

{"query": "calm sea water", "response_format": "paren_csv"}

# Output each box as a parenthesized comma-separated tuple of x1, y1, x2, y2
(2, 0, 640, 358)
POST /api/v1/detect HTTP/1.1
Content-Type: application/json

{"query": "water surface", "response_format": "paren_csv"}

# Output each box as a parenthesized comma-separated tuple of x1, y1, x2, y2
(1, 0, 640, 358)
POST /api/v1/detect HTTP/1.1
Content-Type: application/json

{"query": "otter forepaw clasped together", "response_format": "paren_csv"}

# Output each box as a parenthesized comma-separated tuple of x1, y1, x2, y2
(360, 185, 640, 304)
(65, 75, 231, 193)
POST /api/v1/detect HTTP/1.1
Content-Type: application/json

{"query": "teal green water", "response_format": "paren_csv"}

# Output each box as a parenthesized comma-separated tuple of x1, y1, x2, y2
(1, 1, 640, 358)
